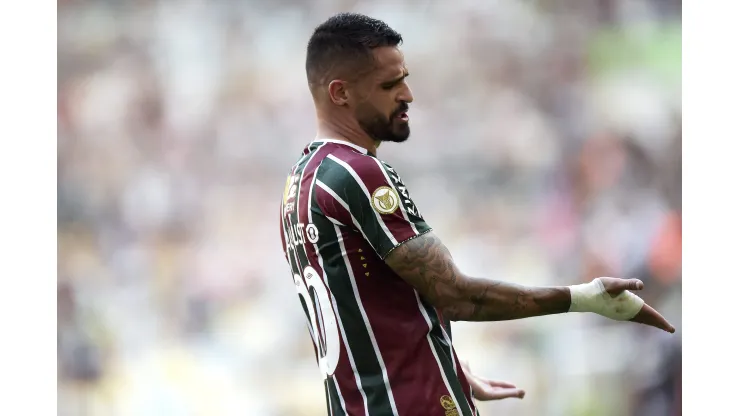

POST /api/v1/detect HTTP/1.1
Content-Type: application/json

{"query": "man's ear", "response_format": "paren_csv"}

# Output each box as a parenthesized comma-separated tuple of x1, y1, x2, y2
(328, 80, 350, 106)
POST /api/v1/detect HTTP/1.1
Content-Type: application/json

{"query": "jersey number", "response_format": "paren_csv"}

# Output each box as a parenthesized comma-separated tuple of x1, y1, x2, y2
(294, 266, 340, 379)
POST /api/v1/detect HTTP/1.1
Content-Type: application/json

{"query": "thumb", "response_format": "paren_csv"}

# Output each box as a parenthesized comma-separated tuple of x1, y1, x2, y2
(605, 278, 644, 296)
(488, 389, 526, 400)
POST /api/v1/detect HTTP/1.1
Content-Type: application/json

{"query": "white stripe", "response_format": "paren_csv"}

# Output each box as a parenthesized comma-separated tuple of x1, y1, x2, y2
(313, 137, 369, 154)
(325, 215, 345, 226)
(413, 290, 468, 414)
(307, 158, 358, 415)
(328, 388, 335, 416)
(335, 223, 400, 416)
(326, 229, 370, 415)
(440, 324, 457, 375)
(326, 154, 399, 245)
(316, 180, 374, 249)
(369, 158, 419, 235)
(331, 378, 350, 415)
(448, 336, 458, 375)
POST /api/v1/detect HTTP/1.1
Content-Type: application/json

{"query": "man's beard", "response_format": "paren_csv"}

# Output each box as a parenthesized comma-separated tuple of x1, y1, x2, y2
(357, 103, 410, 143)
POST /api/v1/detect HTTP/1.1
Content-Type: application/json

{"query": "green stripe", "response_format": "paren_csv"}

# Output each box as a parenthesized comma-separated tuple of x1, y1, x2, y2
(324, 379, 332, 416)
(311, 211, 395, 415)
(326, 379, 346, 416)
(316, 157, 395, 258)
(420, 301, 474, 416)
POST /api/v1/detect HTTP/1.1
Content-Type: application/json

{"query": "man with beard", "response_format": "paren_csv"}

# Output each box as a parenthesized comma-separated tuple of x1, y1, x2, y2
(278, 13, 675, 416)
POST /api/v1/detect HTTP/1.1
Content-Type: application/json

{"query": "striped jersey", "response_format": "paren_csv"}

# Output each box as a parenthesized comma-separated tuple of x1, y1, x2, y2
(279, 139, 478, 416)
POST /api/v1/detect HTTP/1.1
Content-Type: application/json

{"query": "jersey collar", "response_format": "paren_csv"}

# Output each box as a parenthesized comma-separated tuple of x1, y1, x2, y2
(312, 138, 369, 154)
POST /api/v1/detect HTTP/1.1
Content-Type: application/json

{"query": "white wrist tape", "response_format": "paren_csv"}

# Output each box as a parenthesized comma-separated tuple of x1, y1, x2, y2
(568, 278, 644, 321)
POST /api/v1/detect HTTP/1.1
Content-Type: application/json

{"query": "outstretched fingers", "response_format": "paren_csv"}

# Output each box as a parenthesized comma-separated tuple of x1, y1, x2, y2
(630, 303, 676, 333)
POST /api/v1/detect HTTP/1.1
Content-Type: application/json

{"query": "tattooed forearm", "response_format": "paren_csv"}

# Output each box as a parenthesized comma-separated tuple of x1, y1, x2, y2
(385, 232, 571, 322)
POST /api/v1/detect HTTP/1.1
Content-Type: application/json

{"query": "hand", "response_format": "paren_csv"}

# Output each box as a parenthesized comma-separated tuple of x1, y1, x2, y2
(570, 277, 676, 332)
(461, 360, 525, 401)
(596, 277, 676, 333)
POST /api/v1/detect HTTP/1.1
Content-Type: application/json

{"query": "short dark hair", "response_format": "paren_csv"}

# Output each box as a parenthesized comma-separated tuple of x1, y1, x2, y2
(306, 13, 403, 91)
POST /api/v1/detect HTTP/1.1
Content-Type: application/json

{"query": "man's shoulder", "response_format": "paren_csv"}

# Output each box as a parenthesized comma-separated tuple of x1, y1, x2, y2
(316, 146, 388, 182)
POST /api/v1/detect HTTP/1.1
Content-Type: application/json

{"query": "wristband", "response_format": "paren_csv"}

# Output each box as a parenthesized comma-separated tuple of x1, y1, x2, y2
(569, 278, 644, 320)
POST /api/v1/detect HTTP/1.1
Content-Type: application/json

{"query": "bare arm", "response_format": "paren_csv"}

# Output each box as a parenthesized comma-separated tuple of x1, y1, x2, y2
(385, 232, 571, 322)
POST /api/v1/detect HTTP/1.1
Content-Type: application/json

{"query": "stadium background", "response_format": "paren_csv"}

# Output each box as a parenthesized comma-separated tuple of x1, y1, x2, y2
(57, 0, 682, 415)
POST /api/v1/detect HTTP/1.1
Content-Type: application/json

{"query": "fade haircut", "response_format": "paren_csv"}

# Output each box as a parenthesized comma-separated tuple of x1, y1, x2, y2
(306, 13, 403, 94)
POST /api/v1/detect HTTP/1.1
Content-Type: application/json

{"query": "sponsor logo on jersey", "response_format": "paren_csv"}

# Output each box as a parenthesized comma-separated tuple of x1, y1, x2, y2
(306, 224, 319, 243)
(283, 175, 299, 215)
(439, 395, 459, 416)
(371, 186, 400, 215)
(286, 222, 320, 248)
(381, 162, 423, 219)
(283, 175, 298, 205)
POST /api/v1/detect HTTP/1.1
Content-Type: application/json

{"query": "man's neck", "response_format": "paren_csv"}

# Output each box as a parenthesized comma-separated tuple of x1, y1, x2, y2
(316, 117, 378, 156)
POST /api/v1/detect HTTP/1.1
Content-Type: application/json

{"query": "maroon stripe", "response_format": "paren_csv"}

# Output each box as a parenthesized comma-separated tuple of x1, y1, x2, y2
(313, 184, 354, 226)
(332, 355, 366, 416)
(327, 345, 366, 416)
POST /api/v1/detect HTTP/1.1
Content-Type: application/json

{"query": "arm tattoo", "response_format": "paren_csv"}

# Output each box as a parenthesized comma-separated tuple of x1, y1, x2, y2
(385, 232, 571, 322)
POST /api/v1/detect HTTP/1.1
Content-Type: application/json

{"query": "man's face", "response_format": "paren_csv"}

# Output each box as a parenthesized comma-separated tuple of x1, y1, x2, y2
(351, 47, 414, 143)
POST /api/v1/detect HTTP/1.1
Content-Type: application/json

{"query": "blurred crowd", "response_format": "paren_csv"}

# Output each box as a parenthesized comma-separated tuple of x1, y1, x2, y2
(57, 0, 682, 415)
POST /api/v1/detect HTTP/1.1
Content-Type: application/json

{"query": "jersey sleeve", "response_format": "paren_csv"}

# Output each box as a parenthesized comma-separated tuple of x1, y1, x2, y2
(313, 154, 432, 259)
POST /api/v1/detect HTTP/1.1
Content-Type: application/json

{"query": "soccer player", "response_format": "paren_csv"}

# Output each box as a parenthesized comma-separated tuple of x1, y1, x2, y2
(278, 13, 675, 416)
